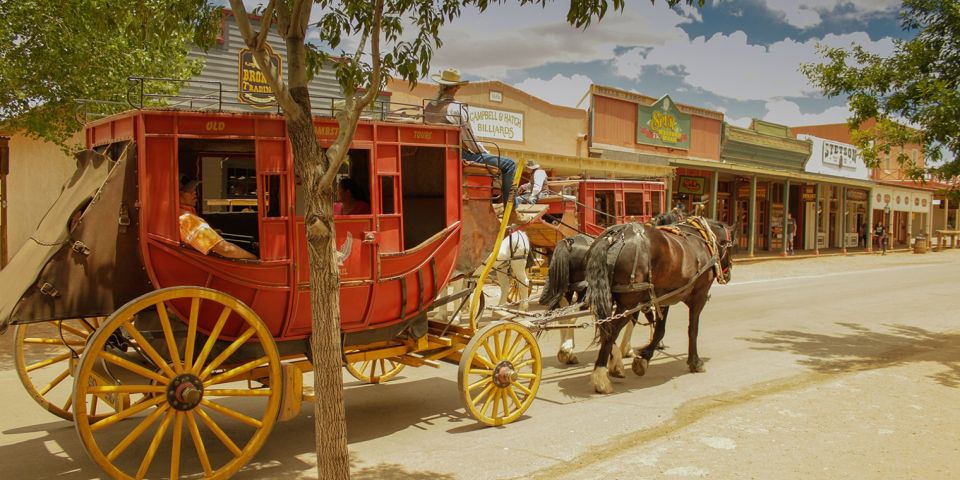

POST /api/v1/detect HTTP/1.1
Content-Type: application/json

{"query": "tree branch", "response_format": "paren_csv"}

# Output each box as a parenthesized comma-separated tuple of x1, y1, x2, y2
(254, 0, 276, 50)
(228, 0, 301, 117)
(319, 0, 385, 188)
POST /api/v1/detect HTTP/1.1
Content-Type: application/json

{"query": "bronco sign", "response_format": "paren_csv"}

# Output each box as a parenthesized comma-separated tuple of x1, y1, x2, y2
(238, 45, 282, 108)
(637, 95, 691, 150)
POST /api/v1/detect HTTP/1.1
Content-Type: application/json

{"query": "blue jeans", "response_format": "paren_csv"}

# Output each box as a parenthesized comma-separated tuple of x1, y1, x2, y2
(463, 152, 517, 205)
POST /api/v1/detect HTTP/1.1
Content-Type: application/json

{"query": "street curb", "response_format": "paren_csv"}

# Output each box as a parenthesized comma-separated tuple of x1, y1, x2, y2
(734, 248, 916, 264)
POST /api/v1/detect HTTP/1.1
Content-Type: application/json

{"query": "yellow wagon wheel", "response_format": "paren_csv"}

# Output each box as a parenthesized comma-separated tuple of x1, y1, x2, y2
(506, 279, 531, 304)
(14, 318, 103, 421)
(73, 287, 282, 480)
(346, 358, 405, 384)
(458, 322, 542, 426)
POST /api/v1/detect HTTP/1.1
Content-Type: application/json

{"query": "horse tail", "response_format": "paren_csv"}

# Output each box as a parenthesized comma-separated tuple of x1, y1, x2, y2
(586, 228, 619, 321)
(539, 239, 571, 308)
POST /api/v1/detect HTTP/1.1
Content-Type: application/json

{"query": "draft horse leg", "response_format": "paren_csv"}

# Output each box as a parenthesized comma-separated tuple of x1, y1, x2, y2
(590, 308, 631, 394)
(556, 293, 578, 365)
(633, 306, 669, 377)
(686, 300, 706, 373)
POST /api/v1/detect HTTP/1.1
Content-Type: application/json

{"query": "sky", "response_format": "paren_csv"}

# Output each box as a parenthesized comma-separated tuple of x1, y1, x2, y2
(228, 0, 913, 130)
(422, 0, 911, 128)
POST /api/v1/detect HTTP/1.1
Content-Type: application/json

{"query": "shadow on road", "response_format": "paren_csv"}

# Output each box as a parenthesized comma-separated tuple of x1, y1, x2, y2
(744, 323, 960, 388)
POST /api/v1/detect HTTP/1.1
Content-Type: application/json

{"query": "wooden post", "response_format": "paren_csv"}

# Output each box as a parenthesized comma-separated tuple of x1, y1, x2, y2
(665, 174, 673, 212)
(783, 179, 791, 256)
(0, 136, 8, 269)
(748, 176, 757, 257)
(815, 183, 821, 255)
(866, 188, 874, 253)
(710, 169, 719, 219)
(841, 186, 847, 254)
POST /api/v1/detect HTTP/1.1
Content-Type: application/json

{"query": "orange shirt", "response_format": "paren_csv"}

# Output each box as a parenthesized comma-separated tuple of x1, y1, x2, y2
(179, 207, 223, 255)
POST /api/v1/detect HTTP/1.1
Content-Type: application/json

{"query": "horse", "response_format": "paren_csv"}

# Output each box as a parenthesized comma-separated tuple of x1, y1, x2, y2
(538, 234, 592, 364)
(584, 217, 734, 394)
(538, 233, 641, 366)
(494, 230, 531, 311)
(650, 205, 687, 226)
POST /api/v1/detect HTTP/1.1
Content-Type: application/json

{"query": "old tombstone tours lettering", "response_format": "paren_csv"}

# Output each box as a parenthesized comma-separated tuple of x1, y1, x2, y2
(637, 95, 691, 150)
(469, 106, 524, 142)
(238, 45, 282, 108)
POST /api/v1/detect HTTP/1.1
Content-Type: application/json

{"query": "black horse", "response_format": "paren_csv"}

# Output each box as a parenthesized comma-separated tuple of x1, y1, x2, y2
(650, 205, 687, 226)
(538, 234, 592, 364)
(584, 217, 733, 394)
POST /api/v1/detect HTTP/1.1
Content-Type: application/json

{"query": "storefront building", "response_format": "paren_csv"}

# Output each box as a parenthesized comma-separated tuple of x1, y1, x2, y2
(798, 134, 875, 251)
(792, 120, 935, 248)
(585, 85, 724, 211)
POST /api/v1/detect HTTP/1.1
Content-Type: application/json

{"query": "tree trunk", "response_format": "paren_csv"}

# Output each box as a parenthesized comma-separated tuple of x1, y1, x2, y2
(286, 88, 351, 479)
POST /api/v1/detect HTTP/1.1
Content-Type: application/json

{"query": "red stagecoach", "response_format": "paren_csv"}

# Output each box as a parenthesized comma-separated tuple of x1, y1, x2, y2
(0, 99, 541, 478)
(522, 178, 667, 251)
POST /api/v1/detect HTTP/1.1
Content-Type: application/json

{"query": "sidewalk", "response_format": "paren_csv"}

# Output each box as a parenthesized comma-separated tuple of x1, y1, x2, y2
(734, 245, 919, 264)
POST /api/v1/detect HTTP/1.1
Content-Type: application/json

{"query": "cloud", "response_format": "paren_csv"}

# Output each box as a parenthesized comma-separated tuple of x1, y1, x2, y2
(715, 0, 901, 29)
(762, 99, 850, 126)
(613, 30, 896, 102)
(512, 74, 594, 109)
(431, 3, 694, 78)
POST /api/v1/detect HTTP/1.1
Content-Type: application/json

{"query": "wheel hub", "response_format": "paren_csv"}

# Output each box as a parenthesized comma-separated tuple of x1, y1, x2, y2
(493, 361, 518, 388)
(167, 374, 204, 411)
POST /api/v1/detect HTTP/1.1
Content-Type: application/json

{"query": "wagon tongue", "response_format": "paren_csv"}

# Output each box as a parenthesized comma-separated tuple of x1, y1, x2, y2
(0, 149, 111, 333)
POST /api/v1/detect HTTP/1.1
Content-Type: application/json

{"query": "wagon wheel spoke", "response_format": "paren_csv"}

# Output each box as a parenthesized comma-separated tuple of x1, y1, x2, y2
(106, 404, 170, 461)
(38, 368, 72, 396)
(184, 297, 201, 372)
(121, 319, 177, 378)
(170, 411, 184, 480)
(25, 351, 73, 372)
(98, 350, 170, 385)
(186, 411, 214, 476)
(205, 388, 273, 397)
(155, 301, 184, 374)
(204, 355, 270, 387)
(200, 398, 264, 428)
(135, 408, 174, 479)
(57, 322, 89, 339)
(197, 327, 257, 379)
(192, 305, 233, 377)
(91, 396, 168, 432)
(195, 406, 242, 456)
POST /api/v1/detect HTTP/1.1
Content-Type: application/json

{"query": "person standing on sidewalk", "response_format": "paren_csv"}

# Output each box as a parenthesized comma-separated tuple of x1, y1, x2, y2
(786, 212, 797, 255)
(875, 222, 887, 255)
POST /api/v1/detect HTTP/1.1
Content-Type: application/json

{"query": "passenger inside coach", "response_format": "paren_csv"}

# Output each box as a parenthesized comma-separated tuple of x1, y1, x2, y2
(178, 175, 257, 260)
(334, 177, 371, 215)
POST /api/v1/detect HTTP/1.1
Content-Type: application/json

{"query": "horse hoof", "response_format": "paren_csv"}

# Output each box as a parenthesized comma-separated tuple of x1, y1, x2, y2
(632, 357, 649, 377)
(591, 369, 613, 394)
(689, 359, 705, 373)
(609, 362, 625, 378)
(557, 349, 579, 365)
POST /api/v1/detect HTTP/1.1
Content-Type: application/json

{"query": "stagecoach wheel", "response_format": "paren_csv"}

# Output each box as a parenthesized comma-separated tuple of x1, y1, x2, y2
(73, 287, 282, 480)
(458, 322, 542, 426)
(345, 358, 405, 384)
(506, 280, 531, 304)
(14, 318, 104, 421)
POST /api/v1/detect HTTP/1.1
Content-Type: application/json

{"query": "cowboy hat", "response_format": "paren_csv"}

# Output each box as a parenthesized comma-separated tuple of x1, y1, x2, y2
(430, 68, 469, 86)
(524, 159, 541, 170)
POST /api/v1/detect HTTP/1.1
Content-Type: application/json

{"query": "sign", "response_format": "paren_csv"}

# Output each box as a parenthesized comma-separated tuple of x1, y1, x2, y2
(238, 44, 282, 108)
(737, 183, 768, 199)
(802, 185, 816, 201)
(469, 106, 523, 142)
(637, 95, 691, 149)
(677, 175, 705, 195)
(846, 189, 868, 202)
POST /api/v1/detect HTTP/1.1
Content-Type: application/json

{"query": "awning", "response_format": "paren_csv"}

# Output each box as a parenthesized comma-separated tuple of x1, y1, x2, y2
(671, 156, 876, 190)
(501, 148, 674, 178)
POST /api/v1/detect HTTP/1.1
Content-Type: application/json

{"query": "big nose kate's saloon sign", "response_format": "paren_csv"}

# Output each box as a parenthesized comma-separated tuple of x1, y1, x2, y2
(637, 95, 690, 150)
(238, 45, 282, 108)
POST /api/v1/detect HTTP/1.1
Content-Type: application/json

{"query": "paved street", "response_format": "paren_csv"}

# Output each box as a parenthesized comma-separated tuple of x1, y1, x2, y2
(1, 249, 958, 479)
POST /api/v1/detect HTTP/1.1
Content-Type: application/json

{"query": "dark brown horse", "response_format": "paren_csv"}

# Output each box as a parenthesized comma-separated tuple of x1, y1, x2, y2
(538, 233, 592, 364)
(584, 217, 733, 393)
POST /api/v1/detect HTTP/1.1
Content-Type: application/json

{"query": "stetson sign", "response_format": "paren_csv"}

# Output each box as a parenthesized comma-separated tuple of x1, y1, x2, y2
(637, 95, 690, 150)
(238, 45, 282, 108)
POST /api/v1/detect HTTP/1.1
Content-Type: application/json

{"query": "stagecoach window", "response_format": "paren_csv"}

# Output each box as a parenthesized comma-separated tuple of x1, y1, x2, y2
(624, 192, 644, 216)
(380, 176, 396, 214)
(594, 190, 615, 228)
(651, 191, 663, 216)
(400, 146, 446, 248)
(263, 175, 284, 218)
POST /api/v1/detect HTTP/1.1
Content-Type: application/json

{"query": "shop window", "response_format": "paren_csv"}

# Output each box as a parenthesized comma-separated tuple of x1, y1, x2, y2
(625, 192, 644, 216)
